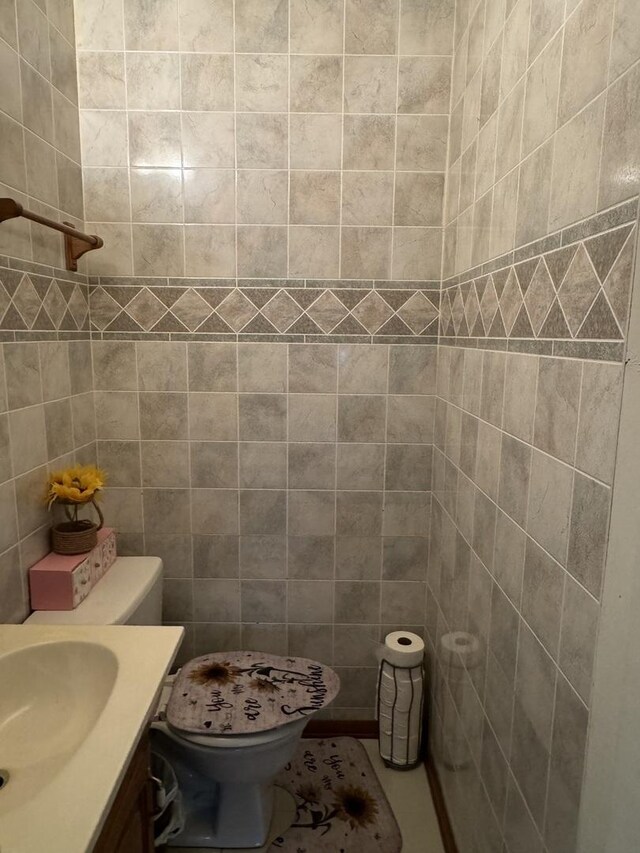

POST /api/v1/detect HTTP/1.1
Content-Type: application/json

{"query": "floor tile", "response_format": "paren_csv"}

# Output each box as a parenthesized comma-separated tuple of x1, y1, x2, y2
(362, 740, 445, 853)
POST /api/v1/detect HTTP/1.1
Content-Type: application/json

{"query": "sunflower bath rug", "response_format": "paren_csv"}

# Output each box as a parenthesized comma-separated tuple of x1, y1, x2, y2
(270, 738, 402, 853)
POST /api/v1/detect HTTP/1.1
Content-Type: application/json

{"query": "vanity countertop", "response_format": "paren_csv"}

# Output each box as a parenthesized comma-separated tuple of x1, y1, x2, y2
(0, 624, 183, 853)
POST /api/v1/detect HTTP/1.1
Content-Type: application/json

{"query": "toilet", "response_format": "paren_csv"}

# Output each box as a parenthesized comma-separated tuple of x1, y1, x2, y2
(25, 556, 340, 849)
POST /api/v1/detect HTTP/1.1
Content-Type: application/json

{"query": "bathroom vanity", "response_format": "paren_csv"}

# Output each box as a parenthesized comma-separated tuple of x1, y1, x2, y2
(93, 734, 155, 853)
(0, 624, 183, 853)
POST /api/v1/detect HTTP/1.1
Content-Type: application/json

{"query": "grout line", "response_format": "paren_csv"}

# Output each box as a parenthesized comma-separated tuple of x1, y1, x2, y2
(285, 2, 291, 280)
(594, 0, 618, 213)
(337, 0, 346, 279)
(73, 48, 456, 59)
(34, 216, 447, 228)
(232, 0, 239, 284)
(13, 3, 35, 266)
(176, 9, 186, 278)
(540, 650, 561, 843)
(132, 341, 146, 561)
(379, 344, 391, 639)
(332, 338, 340, 666)
(118, 0, 134, 277)
(285, 339, 291, 654)
(234, 337, 242, 645)
(77, 165, 448, 176)
(64, 106, 452, 117)
(2, 341, 25, 602)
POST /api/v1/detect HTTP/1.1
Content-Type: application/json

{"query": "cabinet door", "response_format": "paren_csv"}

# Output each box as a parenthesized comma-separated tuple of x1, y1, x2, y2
(114, 805, 146, 853)
(93, 735, 154, 853)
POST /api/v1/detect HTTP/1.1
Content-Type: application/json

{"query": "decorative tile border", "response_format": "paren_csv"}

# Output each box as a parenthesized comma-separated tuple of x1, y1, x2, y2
(89, 279, 441, 342)
(439, 216, 637, 360)
(0, 261, 90, 338)
(1, 199, 637, 355)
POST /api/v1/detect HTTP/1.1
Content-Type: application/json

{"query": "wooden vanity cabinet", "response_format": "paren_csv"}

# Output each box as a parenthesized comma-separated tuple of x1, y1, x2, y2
(93, 733, 155, 853)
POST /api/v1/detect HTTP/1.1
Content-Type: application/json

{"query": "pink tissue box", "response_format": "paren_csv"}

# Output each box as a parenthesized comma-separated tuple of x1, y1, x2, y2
(29, 528, 117, 611)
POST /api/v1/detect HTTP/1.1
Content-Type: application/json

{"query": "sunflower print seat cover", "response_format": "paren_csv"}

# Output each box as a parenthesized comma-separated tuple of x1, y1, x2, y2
(166, 651, 340, 735)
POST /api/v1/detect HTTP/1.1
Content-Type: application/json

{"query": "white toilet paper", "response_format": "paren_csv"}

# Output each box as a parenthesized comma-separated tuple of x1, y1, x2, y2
(379, 708, 421, 738)
(379, 731, 421, 766)
(378, 669, 424, 713)
(378, 631, 425, 668)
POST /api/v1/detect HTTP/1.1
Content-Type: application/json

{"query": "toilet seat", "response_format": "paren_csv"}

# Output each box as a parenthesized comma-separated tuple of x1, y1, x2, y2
(166, 650, 340, 738)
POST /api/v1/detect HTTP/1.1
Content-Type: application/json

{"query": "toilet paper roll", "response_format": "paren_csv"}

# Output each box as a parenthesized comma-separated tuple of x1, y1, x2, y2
(379, 670, 423, 695)
(378, 671, 424, 714)
(379, 731, 421, 764)
(380, 665, 423, 683)
(379, 691, 418, 715)
(379, 709, 421, 738)
(439, 631, 480, 669)
(378, 631, 425, 668)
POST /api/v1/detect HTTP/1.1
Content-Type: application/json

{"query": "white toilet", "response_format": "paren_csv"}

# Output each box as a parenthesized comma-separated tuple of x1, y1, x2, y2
(26, 556, 339, 849)
(151, 707, 308, 848)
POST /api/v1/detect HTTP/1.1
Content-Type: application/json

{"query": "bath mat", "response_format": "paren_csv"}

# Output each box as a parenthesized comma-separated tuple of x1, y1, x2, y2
(270, 738, 402, 853)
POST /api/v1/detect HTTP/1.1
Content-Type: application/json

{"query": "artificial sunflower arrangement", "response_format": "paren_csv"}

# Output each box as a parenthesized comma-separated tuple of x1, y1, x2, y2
(46, 465, 106, 555)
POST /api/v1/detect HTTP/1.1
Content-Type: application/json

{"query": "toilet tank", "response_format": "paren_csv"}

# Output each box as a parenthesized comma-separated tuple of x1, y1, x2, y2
(25, 557, 163, 626)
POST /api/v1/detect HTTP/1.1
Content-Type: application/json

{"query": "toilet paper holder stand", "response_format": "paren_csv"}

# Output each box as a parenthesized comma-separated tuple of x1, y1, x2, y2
(376, 659, 426, 771)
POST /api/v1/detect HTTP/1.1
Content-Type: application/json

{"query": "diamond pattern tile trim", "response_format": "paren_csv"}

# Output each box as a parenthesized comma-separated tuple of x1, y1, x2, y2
(441, 223, 637, 343)
(351, 292, 393, 333)
(88, 283, 441, 338)
(0, 271, 89, 332)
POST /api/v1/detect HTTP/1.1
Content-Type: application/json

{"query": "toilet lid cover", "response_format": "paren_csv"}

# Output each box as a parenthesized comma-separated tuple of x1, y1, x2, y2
(166, 651, 340, 735)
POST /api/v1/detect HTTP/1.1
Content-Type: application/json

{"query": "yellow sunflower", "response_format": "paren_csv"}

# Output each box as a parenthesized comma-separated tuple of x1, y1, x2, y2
(47, 465, 105, 507)
(332, 785, 379, 830)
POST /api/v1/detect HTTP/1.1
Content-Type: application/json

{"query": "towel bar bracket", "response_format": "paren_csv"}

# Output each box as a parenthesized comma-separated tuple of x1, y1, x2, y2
(0, 198, 104, 272)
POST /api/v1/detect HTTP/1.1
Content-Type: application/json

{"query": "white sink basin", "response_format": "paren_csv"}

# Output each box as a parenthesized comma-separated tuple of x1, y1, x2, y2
(0, 625, 183, 853)
(0, 641, 118, 814)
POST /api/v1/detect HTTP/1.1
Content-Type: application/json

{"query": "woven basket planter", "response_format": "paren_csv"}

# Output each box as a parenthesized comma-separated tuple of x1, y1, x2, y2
(51, 499, 104, 555)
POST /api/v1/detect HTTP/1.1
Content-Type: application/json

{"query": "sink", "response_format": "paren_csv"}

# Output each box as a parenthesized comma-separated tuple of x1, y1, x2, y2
(0, 641, 118, 815)
(0, 624, 183, 853)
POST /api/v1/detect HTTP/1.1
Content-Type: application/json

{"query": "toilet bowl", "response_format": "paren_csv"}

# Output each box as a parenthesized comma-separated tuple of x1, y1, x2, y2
(151, 717, 307, 848)
(155, 649, 340, 848)
(25, 558, 340, 849)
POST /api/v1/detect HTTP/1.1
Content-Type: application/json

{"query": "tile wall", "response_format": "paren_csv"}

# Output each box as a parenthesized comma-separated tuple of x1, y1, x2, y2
(425, 0, 640, 851)
(0, 0, 456, 720)
(444, 0, 640, 278)
(75, 0, 454, 281)
(428, 339, 626, 852)
(72, 0, 455, 717)
(1, 0, 640, 819)
(0, 0, 84, 268)
(0, 260, 94, 623)
(91, 338, 436, 718)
